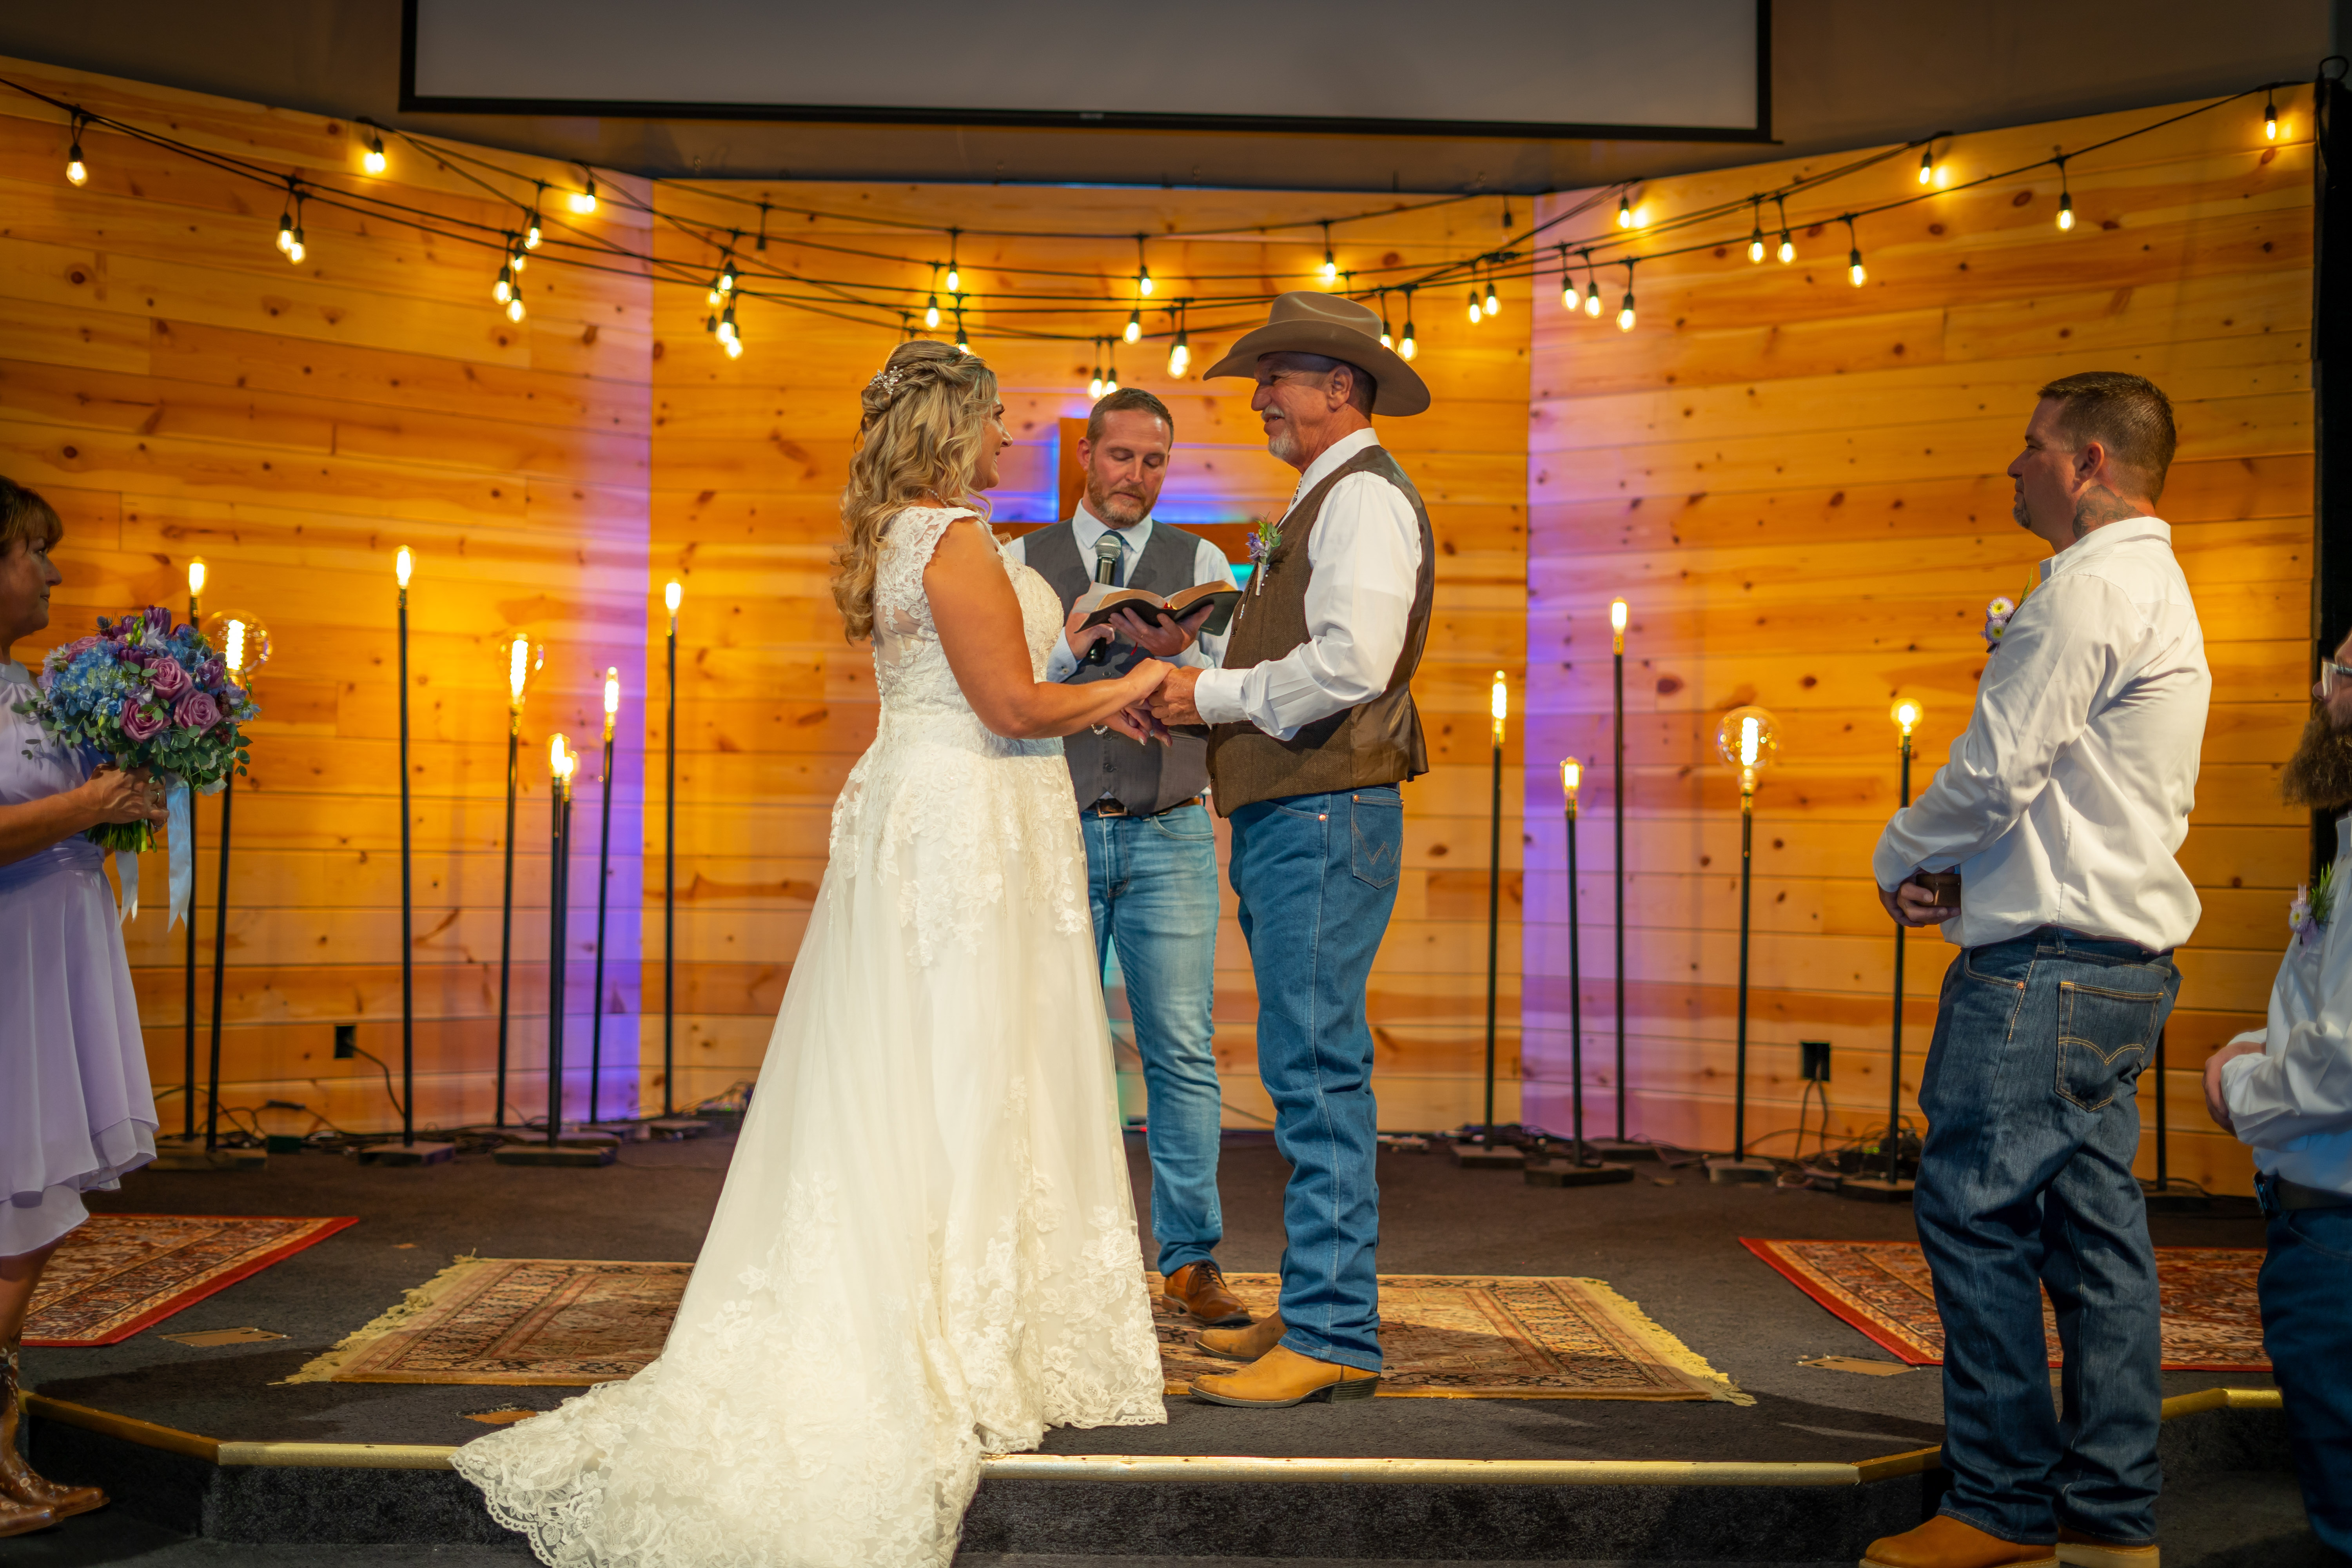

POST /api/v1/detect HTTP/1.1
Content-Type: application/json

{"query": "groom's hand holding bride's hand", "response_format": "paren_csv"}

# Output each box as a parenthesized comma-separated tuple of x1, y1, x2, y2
(1146, 665, 1204, 728)
(1103, 659, 1177, 746)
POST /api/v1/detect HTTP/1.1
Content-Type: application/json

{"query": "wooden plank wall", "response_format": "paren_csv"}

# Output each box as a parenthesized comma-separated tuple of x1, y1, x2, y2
(1524, 93, 2313, 1194)
(0, 56, 654, 1136)
(649, 182, 1531, 1125)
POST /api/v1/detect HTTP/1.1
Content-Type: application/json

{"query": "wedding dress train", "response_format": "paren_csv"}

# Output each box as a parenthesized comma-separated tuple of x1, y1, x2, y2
(454, 506, 1167, 1566)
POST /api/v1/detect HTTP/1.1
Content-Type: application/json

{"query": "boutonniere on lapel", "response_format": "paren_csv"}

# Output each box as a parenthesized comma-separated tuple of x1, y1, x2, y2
(1246, 516, 1283, 597)
(1983, 596, 2017, 652)
(2291, 865, 2336, 948)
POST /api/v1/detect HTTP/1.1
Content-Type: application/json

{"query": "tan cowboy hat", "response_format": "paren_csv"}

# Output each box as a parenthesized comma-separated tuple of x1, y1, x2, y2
(1202, 292, 1431, 417)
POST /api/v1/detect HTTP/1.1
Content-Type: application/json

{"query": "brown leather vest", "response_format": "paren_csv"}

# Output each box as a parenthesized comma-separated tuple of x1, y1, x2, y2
(1206, 444, 1436, 816)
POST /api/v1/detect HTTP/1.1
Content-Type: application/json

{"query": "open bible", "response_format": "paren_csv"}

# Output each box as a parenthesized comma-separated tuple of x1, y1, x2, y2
(1072, 581, 1242, 639)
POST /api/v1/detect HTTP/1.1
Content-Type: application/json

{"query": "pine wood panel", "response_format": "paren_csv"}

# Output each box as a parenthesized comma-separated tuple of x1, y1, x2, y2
(0, 58, 653, 1132)
(1526, 96, 2312, 1193)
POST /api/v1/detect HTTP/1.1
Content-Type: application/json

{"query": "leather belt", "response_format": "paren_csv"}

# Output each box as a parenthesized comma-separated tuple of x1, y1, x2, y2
(2258, 1172, 2352, 1214)
(1085, 796, 1203, 819)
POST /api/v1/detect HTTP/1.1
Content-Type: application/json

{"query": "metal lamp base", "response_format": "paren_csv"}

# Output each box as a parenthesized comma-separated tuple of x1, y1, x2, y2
(1524, 1157, 1634, 1188)
(150, 1137, 266, 1173)
(646, 1118, 711, 1140)
(1450, 1139, 1525, 1171)
(1705, 1155, 1777, 1185)
(494, 1142, 617, 1169)
(356, 1142, 457, 1168)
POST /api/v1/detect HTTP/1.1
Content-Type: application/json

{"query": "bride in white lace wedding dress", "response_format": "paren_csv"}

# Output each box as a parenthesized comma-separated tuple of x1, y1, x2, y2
(454, 342, 1174, 1567)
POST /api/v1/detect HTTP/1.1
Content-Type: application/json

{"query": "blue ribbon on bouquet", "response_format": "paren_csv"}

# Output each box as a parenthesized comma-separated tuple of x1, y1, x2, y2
(114, 781, 199, 927)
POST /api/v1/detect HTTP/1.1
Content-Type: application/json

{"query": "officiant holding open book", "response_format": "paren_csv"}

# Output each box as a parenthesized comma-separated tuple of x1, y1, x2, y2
(1001, 388, 1252, 1330)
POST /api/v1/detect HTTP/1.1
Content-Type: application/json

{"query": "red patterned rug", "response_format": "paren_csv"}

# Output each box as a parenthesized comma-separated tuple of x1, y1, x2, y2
(1742, 1238, 2267, 1371)
(25, 1214, 358, 1347)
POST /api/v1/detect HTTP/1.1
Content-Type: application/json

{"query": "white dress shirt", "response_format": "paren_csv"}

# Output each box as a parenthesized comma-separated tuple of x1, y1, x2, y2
(1871, 517, 2210, 951)
(1002, 503, 1237, 682)
(1191, 427, 1424, 740)
(2220, 813, 2352, 1197)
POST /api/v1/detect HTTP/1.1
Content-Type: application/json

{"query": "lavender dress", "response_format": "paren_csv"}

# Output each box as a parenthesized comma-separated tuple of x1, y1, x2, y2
(1, 658, 154, 1259)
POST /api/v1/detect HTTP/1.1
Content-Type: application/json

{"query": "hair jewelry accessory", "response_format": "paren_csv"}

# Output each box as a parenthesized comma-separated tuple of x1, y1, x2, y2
(867, 365, 909, 401)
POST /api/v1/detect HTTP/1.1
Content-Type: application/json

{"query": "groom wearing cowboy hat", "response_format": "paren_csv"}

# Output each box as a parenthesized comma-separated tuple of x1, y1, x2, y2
(1144, 292, 1435, 1408)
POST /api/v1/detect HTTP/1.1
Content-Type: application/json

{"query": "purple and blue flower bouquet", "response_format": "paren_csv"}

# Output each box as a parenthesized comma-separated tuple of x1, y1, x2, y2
(10, 606, 259, 920)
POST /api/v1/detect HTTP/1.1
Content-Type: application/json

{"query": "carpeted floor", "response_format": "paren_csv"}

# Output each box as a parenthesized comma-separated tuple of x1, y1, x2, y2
(18, 1130, 2274, 1465)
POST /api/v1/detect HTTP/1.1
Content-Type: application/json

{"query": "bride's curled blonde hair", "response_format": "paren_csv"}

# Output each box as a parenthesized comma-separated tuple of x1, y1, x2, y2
(832, 341, 1000, 642)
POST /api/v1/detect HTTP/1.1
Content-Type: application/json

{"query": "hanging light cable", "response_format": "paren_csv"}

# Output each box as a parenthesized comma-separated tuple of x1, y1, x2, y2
(65, 113, 87, 187)
(1320, 221, 1338, 285)
(1746, 198, 1764, 263)
(1617, 260, 1636, 332)
(1845, 215, 1866, 287)
(1399, 287, 1418, 361)
(2056, 154, 2075, 230)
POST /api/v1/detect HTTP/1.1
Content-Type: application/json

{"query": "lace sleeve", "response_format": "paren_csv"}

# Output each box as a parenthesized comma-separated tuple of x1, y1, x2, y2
(873, 507, 981, 635)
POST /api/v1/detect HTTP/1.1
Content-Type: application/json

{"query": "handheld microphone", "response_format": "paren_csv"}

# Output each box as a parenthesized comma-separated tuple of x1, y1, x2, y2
(1085, 534, 1122, 666)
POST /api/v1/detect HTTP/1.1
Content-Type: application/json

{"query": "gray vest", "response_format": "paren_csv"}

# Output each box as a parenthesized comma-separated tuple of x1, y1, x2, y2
(1026, 519, 1213, 815)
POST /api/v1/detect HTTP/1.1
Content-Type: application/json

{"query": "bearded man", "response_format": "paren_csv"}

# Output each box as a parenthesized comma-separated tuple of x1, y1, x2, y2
(1142, 293, 1434, 1410)
(1864, 372, 2210, 1568)
(1002, 387, 1247, 1330)
(2202, 636, 2352, 1557)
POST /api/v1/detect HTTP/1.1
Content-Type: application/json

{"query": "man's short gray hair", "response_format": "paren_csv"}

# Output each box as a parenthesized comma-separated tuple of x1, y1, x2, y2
(1263, 351, 1376, 416)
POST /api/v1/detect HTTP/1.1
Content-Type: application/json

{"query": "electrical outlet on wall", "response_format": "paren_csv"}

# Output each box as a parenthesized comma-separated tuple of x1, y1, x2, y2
(334, 1024, 357, 1059)
(1800, 1040, 1831, 1082)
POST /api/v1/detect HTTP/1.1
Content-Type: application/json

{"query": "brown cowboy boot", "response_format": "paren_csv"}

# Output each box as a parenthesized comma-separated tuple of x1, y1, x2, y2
(0, 1497, 56, 1539)
(0, 1345, 106, 1521)
(1159, 1261, 1250, 1327)
(1196, 1311, 1287, 1363)
(2055, 1528, 2159, 1568)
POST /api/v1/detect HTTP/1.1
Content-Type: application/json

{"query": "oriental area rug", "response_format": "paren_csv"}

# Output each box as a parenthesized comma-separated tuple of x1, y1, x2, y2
(25, 1214, 359, 1347)
(291, 1258, 1745, 1402)
(1742, 1238, 2268, 1371)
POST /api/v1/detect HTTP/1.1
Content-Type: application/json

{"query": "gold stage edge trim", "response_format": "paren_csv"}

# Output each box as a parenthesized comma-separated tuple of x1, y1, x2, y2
(20, 1387, 2283, 1484)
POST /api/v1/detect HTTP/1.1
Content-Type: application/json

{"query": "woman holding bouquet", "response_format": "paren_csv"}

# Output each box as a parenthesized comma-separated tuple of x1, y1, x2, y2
(0, 476, 166, 1535)
(456, 341, 1174, 1566)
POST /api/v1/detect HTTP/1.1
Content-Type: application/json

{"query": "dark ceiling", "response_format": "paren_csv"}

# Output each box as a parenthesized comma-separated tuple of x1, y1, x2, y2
(0, 0, 2332, 192)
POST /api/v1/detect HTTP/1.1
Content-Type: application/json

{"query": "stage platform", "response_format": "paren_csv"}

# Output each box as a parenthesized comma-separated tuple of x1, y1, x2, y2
(14, 1131, 2320, 1564)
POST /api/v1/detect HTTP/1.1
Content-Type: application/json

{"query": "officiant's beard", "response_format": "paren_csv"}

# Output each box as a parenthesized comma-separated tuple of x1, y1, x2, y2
(2281, 706, 2352, 810)
(1086, 480, 1148, 528)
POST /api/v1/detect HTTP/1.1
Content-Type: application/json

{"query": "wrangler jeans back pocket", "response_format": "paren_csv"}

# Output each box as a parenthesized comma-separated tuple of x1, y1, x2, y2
(2055, 976, 2163, 1111)
(1350, 791, 1402, 889)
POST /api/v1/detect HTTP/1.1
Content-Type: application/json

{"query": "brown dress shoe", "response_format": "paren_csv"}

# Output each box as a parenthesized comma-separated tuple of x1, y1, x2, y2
(1196, 1311, 1287, 1363)
(0, 1346, 105, 1522)
(0, 1498, 56, 1539)
(1189, 1345, 1379, 1408)
(1861, 1514, 2057, 1568)
(1160, 1261, 1251, 1328)
(2056, 1527, 2158, 1568)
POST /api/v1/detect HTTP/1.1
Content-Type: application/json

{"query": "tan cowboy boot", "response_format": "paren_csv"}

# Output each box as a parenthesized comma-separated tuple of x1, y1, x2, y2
(1189, 1345, 1379, 1408)
(1862, 1515, 2057, 1568)
(1159, 1261, 1250, 1327)
(1196, 1311, 1287, 1363)
(2055, 1528, 2159, 1568)
(0, 1345, 105, 1521)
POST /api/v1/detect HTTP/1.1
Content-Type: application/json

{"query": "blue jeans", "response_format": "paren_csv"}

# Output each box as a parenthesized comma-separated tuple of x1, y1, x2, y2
(1085, 802, 1223, 1278)
(1915, 930, 2179, 1546)
(1227, 785, 1403, 1374)
(2257, 1193, 2352, 1554)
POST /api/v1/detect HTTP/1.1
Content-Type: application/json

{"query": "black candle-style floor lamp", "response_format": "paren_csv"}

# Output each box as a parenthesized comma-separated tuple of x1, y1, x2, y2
(1844, 698, 1922, 1201)
(1708, 705, 1780, 1184)
(496, 735, 612, 1168)
(1526, 757, 1632, 1189)
(491, 633, 544, 1129)
(1609, 597, 1629, 1146)
(588, 667, 619, 1129)
(363, 547, 453, 1166)
(649, 581, 706, 1137)
(1455, 670, 1521, 1171)
(179, 560, 204, 1144)
(197, 611, 271, 1170)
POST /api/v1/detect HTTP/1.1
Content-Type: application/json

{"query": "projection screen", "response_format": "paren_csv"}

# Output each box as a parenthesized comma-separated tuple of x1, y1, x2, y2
(403, 0, 1767, 140)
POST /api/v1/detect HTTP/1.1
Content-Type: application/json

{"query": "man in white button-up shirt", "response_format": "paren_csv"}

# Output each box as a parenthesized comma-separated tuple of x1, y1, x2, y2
(2203, 632, 2352, 1556)
(1863, 374, 2209, 1568)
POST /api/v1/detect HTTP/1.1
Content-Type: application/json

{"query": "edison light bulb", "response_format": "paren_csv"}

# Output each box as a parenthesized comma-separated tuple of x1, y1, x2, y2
(1137, 265, 1153, 297)
(188, 559, 207, 599)
(2266, 98, 2279, 140)
(223, 619, 247, 677)
(664, 581, 683, 617)
(570, 180, 597, 215)
(1168, 338, 1190, 377)
(495, 267, 513, 304)
(1398, 323, 1417, 361)
(508, 638, 530, 704)
(1468, 290, 1483, 325)
(276, 214, 293, 254)
(604, 667, 621, 718)
(66, 144, 87, 187)
(1561, 756, 1581, 806)
(1617, 194, 1632, 228)
(1321, 249, 1338, 285)
(287, 230, 306, 265)
(506, 296, 526, 323)
(550, 732, 572, 782)
(1617, 293, 1635, 331)
(1584, 282, 1601, 318)
(1103, 369, 1120, 394)
(1123, 310, 1141, 345)
(1489, 669, 1508, 742)
(1484, 282, 1499, 316)
(364, 134, 387, 175)
(1610, 597, 1628, 649)
(925, 295, 940, 329)
(1849, 249, 1867, 287)
(394, 546, 412, 590)
(944, 263, 960, 293)
(206, 610, 270, 683)
(2057, 193, 2074, 231)
(1918, 149, 1933, 184)
(1777, 233, 1795, 264)
(1713, 704, 1781, 780)
(1891, 697, 1923, 737)
(1089, 369, 1105, 398)
(524, 219, 541, 250)
(1747, 230, 1764, 263)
